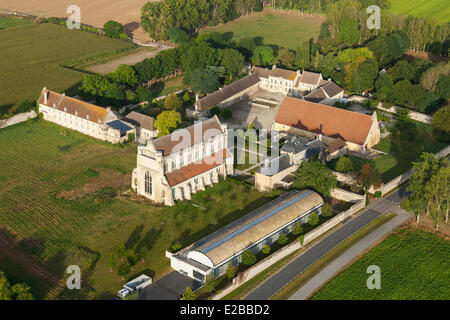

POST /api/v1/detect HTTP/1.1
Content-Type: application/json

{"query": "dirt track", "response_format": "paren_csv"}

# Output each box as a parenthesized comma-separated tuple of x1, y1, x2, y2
(0, 0, 157, 41)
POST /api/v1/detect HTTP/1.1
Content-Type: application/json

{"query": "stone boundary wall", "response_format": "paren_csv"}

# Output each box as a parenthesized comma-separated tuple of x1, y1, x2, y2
(0, 111, 37, 129)
(211, 195, 366, 300)
(332, 170, 354, 185)
(331, 187, 364, 203)
(376, 103, 432, 124)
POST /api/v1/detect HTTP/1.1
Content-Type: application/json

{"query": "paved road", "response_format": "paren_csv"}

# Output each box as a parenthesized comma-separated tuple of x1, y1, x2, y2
(244, 186, 411, 300)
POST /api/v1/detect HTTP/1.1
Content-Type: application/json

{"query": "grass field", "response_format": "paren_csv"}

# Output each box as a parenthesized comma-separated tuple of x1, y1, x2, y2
(389, 0, 450, 23)
(0, 22, 136, 116)
(328, 121, 447, 183)
(202, 9, 324, 49)
(0, 120, 279, 299)
(312, 229, 450, 299)
(0, 16, 32, 30)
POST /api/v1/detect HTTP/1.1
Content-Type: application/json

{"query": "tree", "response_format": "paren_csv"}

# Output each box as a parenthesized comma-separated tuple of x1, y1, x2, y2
(118, 262, 130, 280)
(170, 241, 182, 253)
(116, 245, 128, 262)
(278, 47, 296, 67)
(436, 74, 450, 99)
(318, 22, 331, 40)
(103, 20, 124, 39)
(391, 80, 413, 106)
(352, 59, 378, 92)
(427, 166, 449, 228)
(356, 163, 382, 192)
(0, 272, 33, 300)
(185, 67, 220, 100)
(335, 156, 353, 173)
(204, 276, 216, 293)
(339, 17, 359, 45)
(16, 100, 35, 113)
(420, 63, 450, 92)
(295, 41, 310, 70)
(277, 234, 288, 245)
(251, 46, 275, 66)
(135, 86, 153, 102)
(168, 26, 188, 43)
(154, 110, 182, 137)
(219, 48, 244, 80)
(111, 64, 138, 87)
(164, 93, 181, 109)
(226, 262, 237, 280)
(395, 107, 410, 121)
(321, 203, 333, 217)
(291, 222, 304, 235)
(182, 287, 196, 300)
(293, 161, 337, 198)
(431, 106, 450, 135)
(308, 212, 320, 227)
(241, 249, 256, 266)
(127, 252, 139, 271)
(139, 247, 149, 264)
(389, 60, 414, 82)
(261, 244, 271, 255)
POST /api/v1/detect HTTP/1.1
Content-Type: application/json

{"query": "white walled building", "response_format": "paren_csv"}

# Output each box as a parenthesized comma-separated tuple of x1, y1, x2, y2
(122, 111, 157, 143)
(38, 88, 134, 144)
(168, 190, 324, 283)
(132, 116, 234, 206)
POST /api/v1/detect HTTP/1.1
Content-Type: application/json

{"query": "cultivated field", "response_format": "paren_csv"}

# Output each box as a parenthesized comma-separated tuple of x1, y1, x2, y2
(0, 0, 155, 40)
(0, 22, 135, 114)
(0, 120, 278, 299)
(0, 15, 32, 29)
(202, 9, 324, 49)
(312, 229, 450, 299)
(389, 0, 450, 23)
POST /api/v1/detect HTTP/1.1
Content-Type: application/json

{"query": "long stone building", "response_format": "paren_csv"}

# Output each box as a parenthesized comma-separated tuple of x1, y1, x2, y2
(38, 88, 134, 144)
(273, 96, 380, 152)
(167, 190, 324, 282)
(132, 116, 234, 206)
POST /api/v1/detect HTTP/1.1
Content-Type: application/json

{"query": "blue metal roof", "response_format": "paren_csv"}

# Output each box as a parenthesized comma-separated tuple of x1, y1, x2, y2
(107, 120, 133, 134)
(199, 190, 314, 254)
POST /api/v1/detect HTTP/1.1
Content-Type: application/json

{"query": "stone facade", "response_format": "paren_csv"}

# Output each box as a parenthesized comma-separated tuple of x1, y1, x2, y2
(132, 116, 234, 206)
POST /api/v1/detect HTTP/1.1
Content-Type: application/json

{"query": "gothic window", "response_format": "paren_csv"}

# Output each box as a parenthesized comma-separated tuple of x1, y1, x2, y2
(145, 172, 152, 194)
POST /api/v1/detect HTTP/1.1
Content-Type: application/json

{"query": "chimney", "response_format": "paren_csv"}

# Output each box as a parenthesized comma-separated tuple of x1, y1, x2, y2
(43, 87, 48, 104)
(272, 64, 276, 70)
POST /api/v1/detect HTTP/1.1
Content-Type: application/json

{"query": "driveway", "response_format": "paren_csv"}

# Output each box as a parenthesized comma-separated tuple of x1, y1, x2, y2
(138, 271, 201, 300)
(244, 186, 411, 300)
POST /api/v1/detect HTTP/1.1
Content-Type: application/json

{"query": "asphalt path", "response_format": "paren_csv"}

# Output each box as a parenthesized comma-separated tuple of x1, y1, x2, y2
(244, 185, 410, 300)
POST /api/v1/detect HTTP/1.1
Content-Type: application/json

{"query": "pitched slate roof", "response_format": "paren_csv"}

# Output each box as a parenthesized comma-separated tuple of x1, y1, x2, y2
(152, 116, 223, 156)
(275, 96, 374, 146)
(252, 66, 271, 78)
(38, 88, 108, 124)
(305, 87, 328, 103)
(165, 149, 230, 187)
(298, 71, 322, 85)
(270, 67, 297, 81)
(195, 73, 260, 111)
(123, 111, 155, 131)
(321, 81, 344, 98)
(106, 120, 133, 134)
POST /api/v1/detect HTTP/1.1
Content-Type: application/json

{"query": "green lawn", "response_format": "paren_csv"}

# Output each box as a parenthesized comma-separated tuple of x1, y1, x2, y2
(202, 9, 324, 49)
(0, 16, 32, 30)
(0, 120, 279, 299)
(312, 229, 450, 299)
(0, 23, 136, 116)
(389, 0, 450, 23)
(149, 76, 189, 98)
(329, 121, 447, 183)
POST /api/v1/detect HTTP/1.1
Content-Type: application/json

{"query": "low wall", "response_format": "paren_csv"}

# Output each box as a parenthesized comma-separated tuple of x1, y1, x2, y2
(0, 110, 37, 129)
(331, 187, 364, 203)
(211, 195, 366, 300)
(376, 103, 431, 124)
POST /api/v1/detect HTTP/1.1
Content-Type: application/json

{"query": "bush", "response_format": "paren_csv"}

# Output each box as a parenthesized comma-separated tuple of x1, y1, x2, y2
(117, 261, 130, 279)
(298, 235, 305, 247)
(210, 106, 220, 117)
(277, 234, 288, 245)
(127, 133, 135, 143)
(292, 222, 304, 235)
(226, 262, 237, 280)
(219, 107, 232, 120)
(182, 92, 191, 103)
(335, 156, 354, 173)
(374, 191, 382, 198)
(164, 93, 181, 109)
(168, 26, 189, 43)
(308, 212, 320, 227)
(182, 287, 196, 300)
(16, 100, 35, 114)
(321, 203, 333, 217)
(125, 90, 137, 103)
(170, 241, 182, 253)
(261, 244, 271, 255)
(241, 249, 256, 266)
